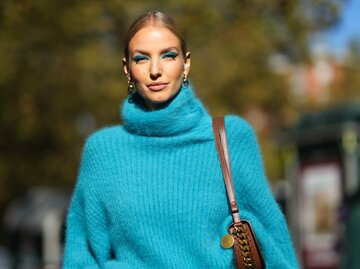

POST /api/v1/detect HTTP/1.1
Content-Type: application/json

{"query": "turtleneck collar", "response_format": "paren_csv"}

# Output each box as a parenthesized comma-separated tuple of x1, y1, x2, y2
(121, 84, 210, 137)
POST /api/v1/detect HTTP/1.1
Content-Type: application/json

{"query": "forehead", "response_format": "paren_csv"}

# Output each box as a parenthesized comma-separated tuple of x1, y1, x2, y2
(128, 26, 181, 52)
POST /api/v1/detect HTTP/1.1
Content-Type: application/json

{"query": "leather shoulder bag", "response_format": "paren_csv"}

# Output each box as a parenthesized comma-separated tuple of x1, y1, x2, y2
(212, 117, 265, 269)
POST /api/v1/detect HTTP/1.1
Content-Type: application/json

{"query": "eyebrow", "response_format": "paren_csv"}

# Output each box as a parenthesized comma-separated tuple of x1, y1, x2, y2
(131, 46, 180, 56)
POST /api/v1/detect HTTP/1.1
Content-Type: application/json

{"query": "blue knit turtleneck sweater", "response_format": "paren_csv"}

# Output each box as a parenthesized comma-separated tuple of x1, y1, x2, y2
(63, 85, 299, 269)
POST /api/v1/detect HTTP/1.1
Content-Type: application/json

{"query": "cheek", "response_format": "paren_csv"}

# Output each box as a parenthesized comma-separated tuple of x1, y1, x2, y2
(129, 64, 147, 82)
(167, 63, 184, 78)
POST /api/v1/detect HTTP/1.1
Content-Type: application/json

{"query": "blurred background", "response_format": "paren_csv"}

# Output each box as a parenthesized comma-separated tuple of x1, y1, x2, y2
(0, 0, 359, 268)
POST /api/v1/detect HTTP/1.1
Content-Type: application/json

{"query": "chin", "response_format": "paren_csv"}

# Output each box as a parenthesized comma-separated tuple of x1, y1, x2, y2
(148, 91, 174, 103)
(149, 97, 170, 105)
(143, 93, 177, 109)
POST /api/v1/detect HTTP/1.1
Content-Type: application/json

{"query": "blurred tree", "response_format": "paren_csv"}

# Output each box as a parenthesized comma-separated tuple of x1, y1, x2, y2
(330, 40, 360, 104)
(0, 0, 128, 202)
(0, 0, 346, 206)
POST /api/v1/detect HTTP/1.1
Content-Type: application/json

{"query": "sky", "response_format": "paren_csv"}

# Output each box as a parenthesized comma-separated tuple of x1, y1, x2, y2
(326, 0, 360, 55)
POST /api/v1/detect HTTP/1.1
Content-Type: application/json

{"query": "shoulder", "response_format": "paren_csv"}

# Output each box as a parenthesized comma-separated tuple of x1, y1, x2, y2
(222, 115, 263, 173)
(224, 115, 253, 131)
(76, 125, 125, 184)
(86, 125, 123, 145)
(223, 115, 257, 144)
(81, 125, 125, 155)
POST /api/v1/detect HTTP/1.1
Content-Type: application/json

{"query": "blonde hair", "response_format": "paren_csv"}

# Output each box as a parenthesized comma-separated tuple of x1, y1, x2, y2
(123, 11, 188, 60)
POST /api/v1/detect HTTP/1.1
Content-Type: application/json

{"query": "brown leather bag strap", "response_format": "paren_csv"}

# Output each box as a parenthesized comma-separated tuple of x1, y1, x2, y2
(212, 117, 241, 224)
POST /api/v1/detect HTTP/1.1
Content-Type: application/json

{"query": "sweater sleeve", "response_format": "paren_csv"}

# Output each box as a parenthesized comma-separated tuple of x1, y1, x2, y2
(225, 115, 299, 269)
(62, 137, 113, 269)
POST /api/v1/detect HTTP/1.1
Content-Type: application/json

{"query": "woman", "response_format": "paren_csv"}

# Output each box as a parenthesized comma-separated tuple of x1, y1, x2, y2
(63, 11, 299, 269)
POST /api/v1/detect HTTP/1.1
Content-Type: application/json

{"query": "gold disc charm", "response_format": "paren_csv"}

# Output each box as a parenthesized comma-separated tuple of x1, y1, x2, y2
(221, 234, 234, 249)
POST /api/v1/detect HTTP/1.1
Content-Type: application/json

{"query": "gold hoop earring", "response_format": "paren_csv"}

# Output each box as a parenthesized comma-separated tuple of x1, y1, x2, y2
(127, 81, 136, 95)
(182, 74, 189, 88)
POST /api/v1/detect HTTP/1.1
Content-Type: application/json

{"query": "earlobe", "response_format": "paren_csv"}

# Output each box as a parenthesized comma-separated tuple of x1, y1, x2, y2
(184, 51, 191, 76)
(182, 51, 191, 88)
(122, 58, 131, 80)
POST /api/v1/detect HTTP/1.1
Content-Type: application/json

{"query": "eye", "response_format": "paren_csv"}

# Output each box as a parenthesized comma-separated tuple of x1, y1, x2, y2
(132, 55, 149, 63)
(162, 52, 179, 60)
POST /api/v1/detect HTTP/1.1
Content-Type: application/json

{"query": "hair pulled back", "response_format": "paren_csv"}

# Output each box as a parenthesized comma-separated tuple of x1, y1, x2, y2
(123, 11, 188, 60)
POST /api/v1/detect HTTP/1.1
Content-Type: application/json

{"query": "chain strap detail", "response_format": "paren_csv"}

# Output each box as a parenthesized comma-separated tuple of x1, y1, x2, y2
(232, 224, 255, 269)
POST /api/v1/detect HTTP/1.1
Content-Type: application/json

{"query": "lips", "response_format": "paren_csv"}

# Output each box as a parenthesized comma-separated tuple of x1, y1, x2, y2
(147, 83, 168, 91)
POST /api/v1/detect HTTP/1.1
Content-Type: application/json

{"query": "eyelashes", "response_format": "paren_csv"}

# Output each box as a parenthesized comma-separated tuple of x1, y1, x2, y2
(132, 52, 179, 63)
(132, 55, 149, 63)
(162, 52, 179, 59)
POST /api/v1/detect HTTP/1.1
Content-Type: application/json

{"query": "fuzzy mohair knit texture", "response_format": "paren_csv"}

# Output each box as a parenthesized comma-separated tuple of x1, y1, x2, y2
(62, 85, 299, 269)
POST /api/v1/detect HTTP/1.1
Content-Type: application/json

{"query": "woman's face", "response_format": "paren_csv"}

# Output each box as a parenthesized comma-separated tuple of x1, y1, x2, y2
(123, 25, 190, 109)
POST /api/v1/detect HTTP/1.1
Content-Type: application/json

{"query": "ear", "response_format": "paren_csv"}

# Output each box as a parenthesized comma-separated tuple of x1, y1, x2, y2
(122, 57, 131, 81)
(183, 51, 191, 76)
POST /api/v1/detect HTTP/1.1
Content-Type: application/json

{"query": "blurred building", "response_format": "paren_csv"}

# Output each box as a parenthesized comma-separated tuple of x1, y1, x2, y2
(287, 104, 360, 269)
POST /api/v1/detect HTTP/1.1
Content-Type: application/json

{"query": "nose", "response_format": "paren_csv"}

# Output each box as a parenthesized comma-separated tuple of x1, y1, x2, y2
(150, 59, 162, 79)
